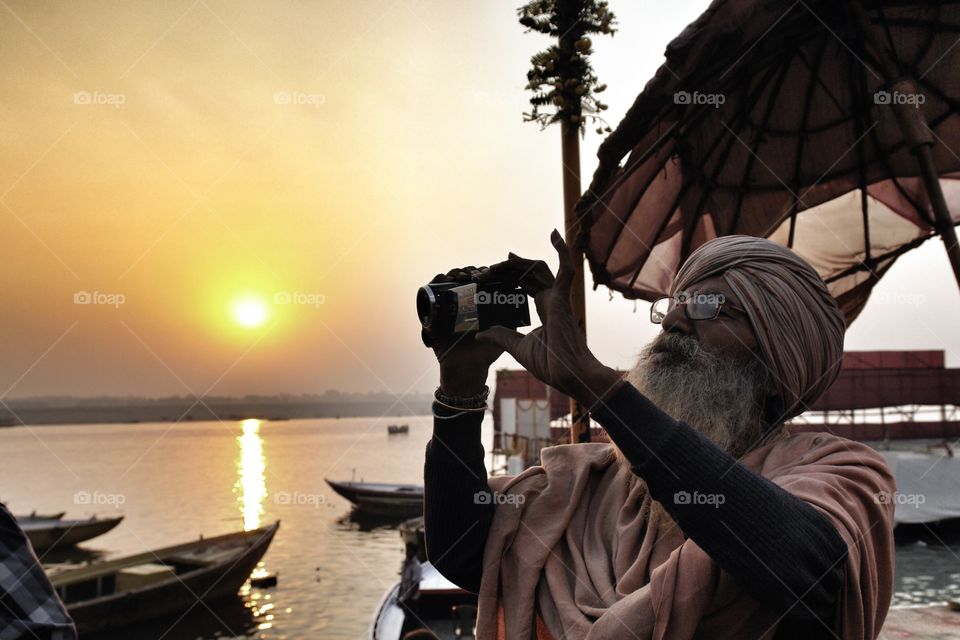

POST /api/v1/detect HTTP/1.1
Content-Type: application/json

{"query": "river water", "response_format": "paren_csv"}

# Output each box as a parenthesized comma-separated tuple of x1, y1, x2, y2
(0, 418, 956, 639)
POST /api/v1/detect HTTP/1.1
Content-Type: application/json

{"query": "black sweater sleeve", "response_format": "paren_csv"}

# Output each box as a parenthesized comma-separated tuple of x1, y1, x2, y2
(591, 381, 848, 626)
(423, 403, 495, 594)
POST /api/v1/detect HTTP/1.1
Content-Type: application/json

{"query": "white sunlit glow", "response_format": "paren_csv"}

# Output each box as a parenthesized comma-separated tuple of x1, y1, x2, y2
(233, 297, 269, 328)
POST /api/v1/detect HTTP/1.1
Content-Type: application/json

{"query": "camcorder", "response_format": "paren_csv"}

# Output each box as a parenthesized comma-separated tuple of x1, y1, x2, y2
(417, 280, 530, 347)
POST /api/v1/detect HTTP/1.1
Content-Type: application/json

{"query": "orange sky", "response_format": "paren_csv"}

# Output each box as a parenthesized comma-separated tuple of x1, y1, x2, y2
(2, 0, 958, 399)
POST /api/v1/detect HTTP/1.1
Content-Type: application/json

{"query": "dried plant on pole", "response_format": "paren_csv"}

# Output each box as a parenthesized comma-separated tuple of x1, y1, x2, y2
(518, 0, 616, 135)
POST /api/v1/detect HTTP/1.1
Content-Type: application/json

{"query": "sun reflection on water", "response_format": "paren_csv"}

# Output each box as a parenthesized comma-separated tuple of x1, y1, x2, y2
(236, 418, 267, 531)
(235, 418, 278, 632)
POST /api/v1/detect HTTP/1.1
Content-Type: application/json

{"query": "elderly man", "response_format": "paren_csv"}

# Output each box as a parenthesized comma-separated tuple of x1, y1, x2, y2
(423, 232, 895, 640)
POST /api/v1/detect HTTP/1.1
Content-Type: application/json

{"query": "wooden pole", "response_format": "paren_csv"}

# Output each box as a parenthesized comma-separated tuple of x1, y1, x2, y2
(518, 0, 614, 445)
(878, 77, 960, 290)
(852, 2, 960, 291)
(913, 145, 960, 290)
(561, 120, 591, 443)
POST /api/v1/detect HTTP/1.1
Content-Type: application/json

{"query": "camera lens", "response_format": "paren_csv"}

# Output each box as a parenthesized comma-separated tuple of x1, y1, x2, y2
(416, 286, 437, 329)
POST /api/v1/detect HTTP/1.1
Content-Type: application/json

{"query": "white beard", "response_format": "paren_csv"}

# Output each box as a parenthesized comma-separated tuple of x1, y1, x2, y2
(610, 331, 779, 471)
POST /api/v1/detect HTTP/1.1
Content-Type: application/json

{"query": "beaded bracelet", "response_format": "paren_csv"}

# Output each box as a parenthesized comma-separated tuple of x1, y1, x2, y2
(434, 384, 489, 412)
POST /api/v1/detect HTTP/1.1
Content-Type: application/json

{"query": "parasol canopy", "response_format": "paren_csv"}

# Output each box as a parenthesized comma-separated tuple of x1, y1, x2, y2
(576, 0, 960, 322)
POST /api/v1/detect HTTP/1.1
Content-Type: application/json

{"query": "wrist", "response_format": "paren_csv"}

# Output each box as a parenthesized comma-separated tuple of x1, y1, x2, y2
(574, 362, 623, 410)
(439, 365, 489, 396)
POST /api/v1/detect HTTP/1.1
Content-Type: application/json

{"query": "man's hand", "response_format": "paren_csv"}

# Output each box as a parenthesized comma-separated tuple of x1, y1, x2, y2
(426, 267, 504, 396)
(475, 230, 624, 409)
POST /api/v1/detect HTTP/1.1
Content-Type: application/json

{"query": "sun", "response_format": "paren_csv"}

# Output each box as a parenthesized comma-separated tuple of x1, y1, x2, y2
(232, 297, 269, 328)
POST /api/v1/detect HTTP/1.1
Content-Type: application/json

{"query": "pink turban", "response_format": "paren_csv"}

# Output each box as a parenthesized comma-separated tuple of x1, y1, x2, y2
(671, 235, 846, 421)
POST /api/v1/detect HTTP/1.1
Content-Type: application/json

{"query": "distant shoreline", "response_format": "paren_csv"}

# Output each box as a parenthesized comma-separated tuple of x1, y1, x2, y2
(0, 398, 434, 427)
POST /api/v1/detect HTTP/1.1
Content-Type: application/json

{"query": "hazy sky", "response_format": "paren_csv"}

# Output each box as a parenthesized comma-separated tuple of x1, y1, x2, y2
(2, 0, 958, 399)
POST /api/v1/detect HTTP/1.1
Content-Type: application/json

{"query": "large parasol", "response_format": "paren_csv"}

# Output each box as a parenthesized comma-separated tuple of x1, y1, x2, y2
(575, 0, 960, 322)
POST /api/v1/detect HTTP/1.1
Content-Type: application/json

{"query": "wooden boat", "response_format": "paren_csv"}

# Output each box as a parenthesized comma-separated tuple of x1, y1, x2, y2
(22, 516, 124, 552)
(48, 521, 279, 635)
(387, 424, 409, 435)
(368, 560, 477, 640)
(325, 479, 423, 518)
(14, 511, 66, 522)
(370, 516, 478, 639)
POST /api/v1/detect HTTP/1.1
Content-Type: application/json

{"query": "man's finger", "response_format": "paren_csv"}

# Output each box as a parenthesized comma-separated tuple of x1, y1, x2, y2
(485, 259, 555, 294)
(551, 229, 576, 298)
(475, 326, 523, 356)
(486, 257, 537, 274)
(532, 288, 552, 323)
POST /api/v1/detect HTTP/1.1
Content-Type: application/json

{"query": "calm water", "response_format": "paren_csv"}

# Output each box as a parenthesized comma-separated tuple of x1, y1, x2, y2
(0, 418, 956, 639)
(0, 416, 484, 639)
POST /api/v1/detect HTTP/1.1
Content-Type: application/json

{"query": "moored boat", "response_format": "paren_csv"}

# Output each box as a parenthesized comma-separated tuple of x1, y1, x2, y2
(22, 516, 124, 552)
(370, 516, 477, 639)
(368, 561, 477, 640)
(47, 521, 279, 635)
(14, 510, 66, 522)
(325, 479, 423, 518)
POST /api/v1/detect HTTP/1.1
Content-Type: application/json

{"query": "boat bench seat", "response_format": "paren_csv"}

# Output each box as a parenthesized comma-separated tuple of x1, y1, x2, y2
(116, 563, 176, 590)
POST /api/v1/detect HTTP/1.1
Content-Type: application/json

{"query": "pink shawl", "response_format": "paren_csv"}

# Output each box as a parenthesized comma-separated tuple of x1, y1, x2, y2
(477, 432, 895, 639)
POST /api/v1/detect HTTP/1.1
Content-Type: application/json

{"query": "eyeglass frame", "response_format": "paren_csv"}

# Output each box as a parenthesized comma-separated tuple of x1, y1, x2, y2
(649, 290, 748, 324)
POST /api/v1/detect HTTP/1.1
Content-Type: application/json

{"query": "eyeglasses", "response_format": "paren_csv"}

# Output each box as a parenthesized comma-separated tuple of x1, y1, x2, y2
(649, 291, 746, 324)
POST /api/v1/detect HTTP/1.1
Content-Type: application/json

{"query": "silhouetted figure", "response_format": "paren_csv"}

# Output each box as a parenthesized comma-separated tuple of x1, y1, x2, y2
(397, 542, 422, 637)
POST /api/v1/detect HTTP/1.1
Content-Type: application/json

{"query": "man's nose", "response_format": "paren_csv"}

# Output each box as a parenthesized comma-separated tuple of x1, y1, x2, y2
(661, 303, 693, 335)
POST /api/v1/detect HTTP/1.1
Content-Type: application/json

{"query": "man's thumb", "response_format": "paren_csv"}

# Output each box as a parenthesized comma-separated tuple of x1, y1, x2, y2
(475, 326, 522, 353)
